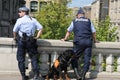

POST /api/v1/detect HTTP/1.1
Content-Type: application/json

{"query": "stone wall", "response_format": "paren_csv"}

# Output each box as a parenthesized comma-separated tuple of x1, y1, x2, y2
(0, 37, 120, 78)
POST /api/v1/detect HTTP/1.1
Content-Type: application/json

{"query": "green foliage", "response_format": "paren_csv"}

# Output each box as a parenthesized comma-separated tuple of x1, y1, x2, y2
(114, 56, 117, 71)
(95, 16, 118, 41)
(36, 0, 72, 39)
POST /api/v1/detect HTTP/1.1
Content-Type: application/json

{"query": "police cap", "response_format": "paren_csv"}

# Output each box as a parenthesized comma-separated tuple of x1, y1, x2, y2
(18, 7, 29, 12)
(77, 7, 84, 14)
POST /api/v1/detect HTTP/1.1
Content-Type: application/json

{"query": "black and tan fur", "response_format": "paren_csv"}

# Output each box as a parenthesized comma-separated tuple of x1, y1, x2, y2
(46, 49, 74, 80)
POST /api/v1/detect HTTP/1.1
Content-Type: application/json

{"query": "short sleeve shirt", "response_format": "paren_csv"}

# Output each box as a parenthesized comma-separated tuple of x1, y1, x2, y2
(13, 15, 43, 37)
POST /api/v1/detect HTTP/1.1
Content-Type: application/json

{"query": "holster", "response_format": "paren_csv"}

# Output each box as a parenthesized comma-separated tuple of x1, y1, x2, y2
(21, 33, 27, 42)
(19, 33, 35, 43)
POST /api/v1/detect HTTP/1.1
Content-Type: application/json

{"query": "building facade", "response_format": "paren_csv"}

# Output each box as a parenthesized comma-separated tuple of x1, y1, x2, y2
(25, 0, 51, 16)
(109, 0, 120, 24)
(83, 5, 91, 19)
(91, 0, 109, 22)
(0, 0, 25, 37)
(109, 0, 120, 38)
(25, 0, 68, 16)
(91, 0, 100, 22)
(70, 7, 79, 19)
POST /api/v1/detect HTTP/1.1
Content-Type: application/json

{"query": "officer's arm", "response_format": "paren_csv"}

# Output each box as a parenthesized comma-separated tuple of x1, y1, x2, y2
(91, 22, 99, 43)
(61, 31, 71, 41)
(61, 21, 73, 41)
(92, 32, 96, 42)
(35, 29, 43, 39)
(13, 19, 20, 40)
(13, 32, 17, 40)
(33, 18, 43, 39)
(92, 32, 99, 43)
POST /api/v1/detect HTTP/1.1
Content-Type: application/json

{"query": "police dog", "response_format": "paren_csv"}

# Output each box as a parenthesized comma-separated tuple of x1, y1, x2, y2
(46, 49, 74, 80)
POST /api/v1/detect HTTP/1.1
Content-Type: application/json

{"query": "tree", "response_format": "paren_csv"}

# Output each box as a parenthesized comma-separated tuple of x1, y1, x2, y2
(95, 16, 118, 42)
(36, 0, 72, 39)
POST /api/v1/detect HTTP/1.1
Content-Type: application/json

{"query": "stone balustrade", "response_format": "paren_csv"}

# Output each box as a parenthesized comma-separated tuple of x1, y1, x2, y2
(0, 37, 120, 78)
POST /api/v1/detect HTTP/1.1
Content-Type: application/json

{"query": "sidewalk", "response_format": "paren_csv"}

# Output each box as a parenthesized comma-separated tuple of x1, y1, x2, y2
(0, 74, 119, 80)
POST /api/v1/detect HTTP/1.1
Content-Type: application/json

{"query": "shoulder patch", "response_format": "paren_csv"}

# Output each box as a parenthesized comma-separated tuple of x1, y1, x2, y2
(76, 18, 89, 22)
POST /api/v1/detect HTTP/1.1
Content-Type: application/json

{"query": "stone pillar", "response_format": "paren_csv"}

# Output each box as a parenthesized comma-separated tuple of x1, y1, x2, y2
(95, 53, 103, 72)
(40, 51, 49, 63)
(117, 56, 120, 72)
(106, 54, 114, 72)
(39, 51, 49, 76)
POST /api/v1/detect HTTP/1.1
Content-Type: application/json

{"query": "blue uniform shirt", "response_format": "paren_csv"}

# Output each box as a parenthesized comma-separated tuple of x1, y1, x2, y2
(67, 18, 96, 33)
(13, 15, 43, 37)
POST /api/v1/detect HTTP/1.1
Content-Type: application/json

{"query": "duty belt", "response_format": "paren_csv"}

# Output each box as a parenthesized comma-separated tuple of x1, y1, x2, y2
(19, 36, 34, 42)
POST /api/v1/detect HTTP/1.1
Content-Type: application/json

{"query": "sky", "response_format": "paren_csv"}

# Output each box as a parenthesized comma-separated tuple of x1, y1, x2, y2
(68, 0, 96, 8)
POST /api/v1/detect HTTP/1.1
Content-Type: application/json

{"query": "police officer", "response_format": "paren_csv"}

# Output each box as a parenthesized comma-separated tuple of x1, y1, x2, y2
(13, 7, 43, 80)
(61, 8, 98, 80)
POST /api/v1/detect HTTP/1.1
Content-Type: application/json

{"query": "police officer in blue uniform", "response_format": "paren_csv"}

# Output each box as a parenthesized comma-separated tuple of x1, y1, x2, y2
(61, 8, 98, 80)
(13, 7, 43, 80)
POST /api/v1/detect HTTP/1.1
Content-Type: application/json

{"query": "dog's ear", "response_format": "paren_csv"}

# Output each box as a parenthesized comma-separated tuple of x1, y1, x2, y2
(67, 49, 74, 55)
(63, 50, 68, 56)
(65, 49, 74, 57)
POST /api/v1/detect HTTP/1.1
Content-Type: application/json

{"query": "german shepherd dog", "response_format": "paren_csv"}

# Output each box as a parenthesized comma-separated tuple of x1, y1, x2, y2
(46, 49, 74, 80)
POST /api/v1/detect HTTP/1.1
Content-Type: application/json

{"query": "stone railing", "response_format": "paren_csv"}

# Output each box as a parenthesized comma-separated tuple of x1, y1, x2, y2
(0, 37, 120, 78)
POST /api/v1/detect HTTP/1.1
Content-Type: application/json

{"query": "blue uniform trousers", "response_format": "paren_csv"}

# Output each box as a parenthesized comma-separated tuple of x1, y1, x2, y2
(71, 38, 92, 71)
(17, 39, 39, 75)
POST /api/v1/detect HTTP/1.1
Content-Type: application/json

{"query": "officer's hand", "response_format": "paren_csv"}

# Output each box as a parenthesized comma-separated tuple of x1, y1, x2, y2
(61, 38, 65, 41)
(13, 38, 17, 43)
(61, 38, 68, 41)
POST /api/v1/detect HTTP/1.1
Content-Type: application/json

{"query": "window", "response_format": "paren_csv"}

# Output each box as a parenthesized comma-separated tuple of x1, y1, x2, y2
(30, 1, 38, 12)
(40, 2, 47, 9)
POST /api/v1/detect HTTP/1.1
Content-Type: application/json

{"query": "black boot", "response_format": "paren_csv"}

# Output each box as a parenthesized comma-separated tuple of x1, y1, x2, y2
(21, 72, 28, 80)
(74, 68, 81, 80)
(22, 75, 29, 80)
(81, 70, 87, 80)
(33, 71, 40, 80)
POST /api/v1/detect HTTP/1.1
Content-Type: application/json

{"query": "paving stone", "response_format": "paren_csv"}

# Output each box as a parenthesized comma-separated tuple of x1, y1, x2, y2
(0, 74, 119, 80)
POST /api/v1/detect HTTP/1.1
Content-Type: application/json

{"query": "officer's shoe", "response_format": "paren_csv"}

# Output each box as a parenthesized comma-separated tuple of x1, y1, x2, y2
(81, 70, 87, 80)
(22, 75, 29, 80)
(33, 74, 40, 80)
(74, 68, 81, 80)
